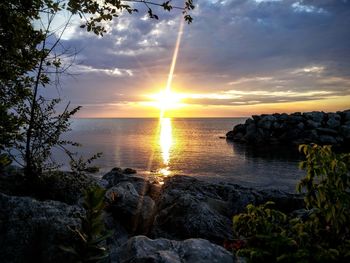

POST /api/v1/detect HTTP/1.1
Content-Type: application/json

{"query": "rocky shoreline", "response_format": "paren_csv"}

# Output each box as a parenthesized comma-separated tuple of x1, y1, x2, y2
(0, 168, 304, 263)
(226, 110, 350, 150)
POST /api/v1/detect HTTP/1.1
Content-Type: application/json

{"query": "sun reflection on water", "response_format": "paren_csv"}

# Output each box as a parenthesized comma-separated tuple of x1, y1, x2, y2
(159, 117, 173, 176)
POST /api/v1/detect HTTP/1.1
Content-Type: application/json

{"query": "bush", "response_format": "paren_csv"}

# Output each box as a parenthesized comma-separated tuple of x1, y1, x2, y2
(232, 144, 350, 262)
(61, 186, 111, 263)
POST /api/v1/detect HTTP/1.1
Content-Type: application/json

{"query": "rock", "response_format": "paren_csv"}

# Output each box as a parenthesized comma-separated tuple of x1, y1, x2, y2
(244, 123, 257, 142)
(279, 113, 289, 121)
(103, 168, 152, 196)
(226, 130, 234, 139)
(227, 110, 350, 150)
(252, 115, 260, 122)
(327, 113, 341, 129)
(106, 182, 155, 234)
(151, 176, 302, 244)
(316, 127, 338, 136)
(340, 125, 350, 139)
(297, 122, 305, 130)
(306, 119, 321, 129)
(244, 118, 254, 125)
(233, 124, 246, 134)
(303, 111, 324, 123)
(319, 135, 337, 145)
(0, 193, 83, 263)
(233, 132, 244, 142)
(257, 119, 272, 130)
(123, 168, 137, 174)
(343, 110, 350, 122)
(114, 236, 235, 263)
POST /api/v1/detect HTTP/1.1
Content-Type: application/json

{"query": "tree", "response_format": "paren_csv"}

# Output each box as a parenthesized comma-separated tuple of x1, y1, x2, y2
(0, 0, 194, 177)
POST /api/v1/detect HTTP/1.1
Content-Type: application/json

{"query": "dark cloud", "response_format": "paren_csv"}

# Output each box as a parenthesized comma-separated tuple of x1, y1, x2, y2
(50, 0, 350, 112)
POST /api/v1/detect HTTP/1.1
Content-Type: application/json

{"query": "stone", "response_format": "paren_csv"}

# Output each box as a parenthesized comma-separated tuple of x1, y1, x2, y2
(244, 118, 254, 125)
(340, 125, 350, 139)
(297, 122, 305, 130)
(316, 128, 338, 136)
(279, 113, 289, 121)
(244, 123, 257, 142)
(257, 119, 272, 130)
(233, 124, 246, 134)
(151, 176, 302, 244)
(0, 193, 83, 263)
(233, 132, 244, 142)
(252, 115, 260, 122)
(226, 130, 234, 139)
(103, 168, 152, 196)
(319, 135, 337, 145)
(306, 120, 321, 129)
(123, 168, 137, 174)
(106, 182, 155, 234)
(114, 236, 235, 263)
(303, 111, 324, 123)
(344, 110, 350, 122)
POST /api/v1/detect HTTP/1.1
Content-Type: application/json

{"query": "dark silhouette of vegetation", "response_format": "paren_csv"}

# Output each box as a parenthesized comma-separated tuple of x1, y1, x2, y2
(61, 186, 111, 263)
(0, 0, 194, 178)
(232, 144, 350, 262)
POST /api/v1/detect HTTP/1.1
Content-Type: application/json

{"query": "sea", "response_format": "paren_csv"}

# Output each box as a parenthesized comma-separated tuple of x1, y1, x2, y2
(57, 118, 305, 193)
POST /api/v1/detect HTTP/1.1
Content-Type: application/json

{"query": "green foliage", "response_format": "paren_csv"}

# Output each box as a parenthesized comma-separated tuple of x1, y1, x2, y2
(61, 186, 112, 263)
(232, 145, 350, 262)
(69, 152, 103, 175)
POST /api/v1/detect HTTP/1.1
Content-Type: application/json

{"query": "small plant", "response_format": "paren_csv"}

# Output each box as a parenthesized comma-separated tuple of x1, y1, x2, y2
(61, 186, 111, 263)
(232, 144, 350, 262)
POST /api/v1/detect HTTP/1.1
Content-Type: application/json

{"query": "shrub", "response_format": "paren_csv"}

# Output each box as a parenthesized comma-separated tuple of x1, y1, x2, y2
(61, 186, 111, 263)
(232, 144, 350, 262)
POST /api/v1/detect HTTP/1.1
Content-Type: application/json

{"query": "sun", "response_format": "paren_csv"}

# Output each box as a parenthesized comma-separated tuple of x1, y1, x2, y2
(149, 90, 183, 113)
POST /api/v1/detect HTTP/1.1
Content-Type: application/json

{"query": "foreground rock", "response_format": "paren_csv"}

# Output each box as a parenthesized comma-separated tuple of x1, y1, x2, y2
(113, 235, 235, 263)
(151, 176, 303, 244)
(0, 193, 83, 263)
(226, 110, 350, 149)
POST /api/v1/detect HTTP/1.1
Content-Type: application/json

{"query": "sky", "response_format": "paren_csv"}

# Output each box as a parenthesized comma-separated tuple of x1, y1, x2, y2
(49, 0, 350, 117)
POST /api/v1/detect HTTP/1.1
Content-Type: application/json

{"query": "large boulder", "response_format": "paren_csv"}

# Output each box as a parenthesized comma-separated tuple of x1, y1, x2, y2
(151, 176, 302, 244)
(105, 182, 156, 234)
(102, 168, 159, 199)
(113, 236, 235, 263)
(0, 193, 83, 263)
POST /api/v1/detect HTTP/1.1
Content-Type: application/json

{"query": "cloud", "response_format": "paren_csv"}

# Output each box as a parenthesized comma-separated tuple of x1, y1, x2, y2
(48, 0, 350, 115)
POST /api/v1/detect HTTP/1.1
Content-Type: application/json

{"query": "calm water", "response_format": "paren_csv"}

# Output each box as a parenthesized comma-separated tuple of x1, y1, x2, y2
(59, 118, 304, 192)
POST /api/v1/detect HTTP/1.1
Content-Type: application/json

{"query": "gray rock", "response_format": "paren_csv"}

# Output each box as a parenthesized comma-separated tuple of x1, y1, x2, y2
(319, 135, 337, 145)
(0, 193, 83, 263)
(327, 113, 341, 129)
(340, 125, 350, 139)
(257, 120, 272, 130)
(316, 127, 338, 136)
(303, 111, 324, 123)
(297, 122, 305, 130)
(106, 182, 155, 234)
(279, 113, 289, 121)
(306, 119, 321, 129)
(344, 110, 350, 122)
(103, 168, 152, 196)
(151, 176, 302, 244)
(244, 118, 254, 125)
(226, 130, 234, 140)
(114, 236, 234, 263)
(244, 123, 257, 142)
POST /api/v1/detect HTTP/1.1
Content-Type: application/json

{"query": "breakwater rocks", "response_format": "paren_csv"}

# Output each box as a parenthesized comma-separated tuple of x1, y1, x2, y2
(226, 110, 350, 149)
